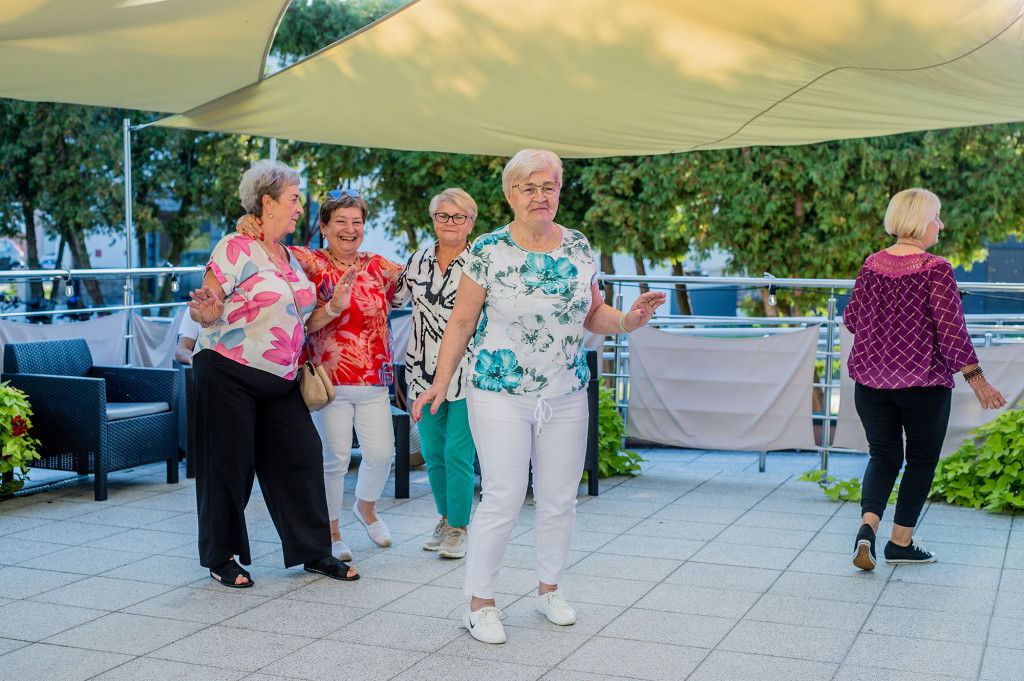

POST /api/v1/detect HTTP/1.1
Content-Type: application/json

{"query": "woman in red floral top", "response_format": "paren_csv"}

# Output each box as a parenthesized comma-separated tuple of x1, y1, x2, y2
(844, 188, 1005, 571)
(241, 190, 402, 563)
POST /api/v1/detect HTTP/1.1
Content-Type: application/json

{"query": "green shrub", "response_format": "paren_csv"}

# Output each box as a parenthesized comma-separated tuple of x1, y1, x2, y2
(930, 405, 1024, 513)
(0, 382, 42, 498)
(798, 469, 899, 504)
(583, 386, 645, 481)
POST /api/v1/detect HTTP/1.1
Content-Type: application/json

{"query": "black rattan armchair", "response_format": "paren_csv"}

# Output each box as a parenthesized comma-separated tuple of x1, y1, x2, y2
(2, 338, 179, 500)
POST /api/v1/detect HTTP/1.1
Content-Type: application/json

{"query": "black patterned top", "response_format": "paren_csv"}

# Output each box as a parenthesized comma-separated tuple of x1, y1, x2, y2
(393, 241, 472, 401)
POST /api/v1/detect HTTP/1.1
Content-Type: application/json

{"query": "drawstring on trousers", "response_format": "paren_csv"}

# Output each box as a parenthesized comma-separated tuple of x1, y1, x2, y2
(533, 397, 553, 436)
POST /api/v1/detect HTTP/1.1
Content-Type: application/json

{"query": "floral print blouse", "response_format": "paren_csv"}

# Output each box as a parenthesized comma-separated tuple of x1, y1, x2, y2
(463, 224, 598, 398)
(195, 234, 316, 380)
(292, 248, 403, 387)
(393, 241, 472, 402)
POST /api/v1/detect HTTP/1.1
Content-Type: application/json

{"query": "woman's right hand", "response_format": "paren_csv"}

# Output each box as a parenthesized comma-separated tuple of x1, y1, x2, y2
(235, 214, 263, 240)
(410, 384, 447, 422)
(970, 378, 1007, 410)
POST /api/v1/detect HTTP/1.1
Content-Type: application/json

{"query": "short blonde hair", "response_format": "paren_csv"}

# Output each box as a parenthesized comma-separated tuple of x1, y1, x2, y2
(501, 149, 563, 195)
(239, 160, 301, 218)
(428, 188, 478, 218)
(884, 188, 941, 239)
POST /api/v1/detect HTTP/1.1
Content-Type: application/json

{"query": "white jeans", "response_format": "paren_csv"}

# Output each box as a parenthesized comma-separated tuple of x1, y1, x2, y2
(463, 386, 589, 598)
(313, 385, 395, 522)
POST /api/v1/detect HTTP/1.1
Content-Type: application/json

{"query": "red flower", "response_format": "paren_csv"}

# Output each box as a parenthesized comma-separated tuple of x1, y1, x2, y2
(11, 415, 27, 438)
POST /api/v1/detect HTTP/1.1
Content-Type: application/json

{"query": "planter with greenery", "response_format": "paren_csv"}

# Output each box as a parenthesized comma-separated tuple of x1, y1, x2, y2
(0, 381, 41, 498)
(583, 386, 645, 481)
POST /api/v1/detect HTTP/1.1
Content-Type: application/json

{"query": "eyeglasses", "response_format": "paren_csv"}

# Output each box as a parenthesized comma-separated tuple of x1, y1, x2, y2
(327, 188, 361, 200)
(433, 212, 472, 225)
(513, 183, 559, 198)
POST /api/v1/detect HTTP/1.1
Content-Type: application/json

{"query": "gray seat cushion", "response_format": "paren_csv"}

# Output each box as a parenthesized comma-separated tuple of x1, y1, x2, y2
(106, 402, 170, 421)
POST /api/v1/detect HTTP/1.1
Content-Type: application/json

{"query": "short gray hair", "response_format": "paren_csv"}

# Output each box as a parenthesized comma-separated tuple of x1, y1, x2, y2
(428, 188, 478, 218)
(239, 160, 301, 218)
(501, 149, 563, 195)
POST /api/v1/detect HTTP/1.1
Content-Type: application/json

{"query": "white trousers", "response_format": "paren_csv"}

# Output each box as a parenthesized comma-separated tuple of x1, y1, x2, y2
(313, 385, 395, 522)
(463, 386, 589, 599)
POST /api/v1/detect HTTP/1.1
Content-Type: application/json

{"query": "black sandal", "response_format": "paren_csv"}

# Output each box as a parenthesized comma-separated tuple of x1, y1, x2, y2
(210, 558, 254, 588)
(304, 556, 359, 581)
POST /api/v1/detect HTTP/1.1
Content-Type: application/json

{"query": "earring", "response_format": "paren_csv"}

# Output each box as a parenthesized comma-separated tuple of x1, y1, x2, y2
(269, 212, 273, 219)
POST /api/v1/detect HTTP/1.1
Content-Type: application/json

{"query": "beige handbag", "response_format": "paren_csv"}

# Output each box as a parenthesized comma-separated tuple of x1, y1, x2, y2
(299, 360, 336, 412)
(260, 241, 337, 412)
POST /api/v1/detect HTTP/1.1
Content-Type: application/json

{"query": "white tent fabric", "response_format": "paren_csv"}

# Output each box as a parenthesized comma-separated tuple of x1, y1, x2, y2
(834, 326, 1024, 457)
(159, 0, 1024, 157)
(0, 0, 290, 112)
(0, 311, 128, 367)
(626, 326, 818, 451)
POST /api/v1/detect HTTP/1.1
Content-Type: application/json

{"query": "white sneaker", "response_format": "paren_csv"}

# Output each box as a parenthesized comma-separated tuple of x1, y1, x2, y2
(423, 518, 449, 551)
(463, 606, 506, 644)
(535, 588, 576, 625)
(352, 504, 392, 547)
(438, 527, 467, 559)
(332, 540, 352, 562)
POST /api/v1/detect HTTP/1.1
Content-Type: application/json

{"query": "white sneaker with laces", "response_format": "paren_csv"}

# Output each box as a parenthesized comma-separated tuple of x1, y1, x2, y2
(438, 527, 467, 559)
(463, 606, 506, 644)
(423, 518, 449, 551)
(536, 588, 576, 625)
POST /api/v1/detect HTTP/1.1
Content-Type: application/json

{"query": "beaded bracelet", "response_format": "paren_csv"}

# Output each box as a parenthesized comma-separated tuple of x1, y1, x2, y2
(618, 313, 630, 334)
(324, 301, 341, 318)
(963, 366, 984, 383)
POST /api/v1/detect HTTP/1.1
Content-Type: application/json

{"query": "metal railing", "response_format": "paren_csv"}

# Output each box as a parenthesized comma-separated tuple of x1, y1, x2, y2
(598, 274, 1024, 472)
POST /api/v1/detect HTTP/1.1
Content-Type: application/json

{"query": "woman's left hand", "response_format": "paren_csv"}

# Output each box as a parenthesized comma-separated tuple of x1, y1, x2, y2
(327, 266, 358, 314)
(623, 291, 667, 331)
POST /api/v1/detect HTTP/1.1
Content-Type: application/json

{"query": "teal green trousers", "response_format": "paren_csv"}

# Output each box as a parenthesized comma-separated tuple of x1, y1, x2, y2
(417, 398, 475, 528)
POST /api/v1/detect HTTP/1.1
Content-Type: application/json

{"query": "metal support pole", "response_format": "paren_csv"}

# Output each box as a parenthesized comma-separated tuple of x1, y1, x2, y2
(123, 118, 135, 366)
(820, 290, 837, 472)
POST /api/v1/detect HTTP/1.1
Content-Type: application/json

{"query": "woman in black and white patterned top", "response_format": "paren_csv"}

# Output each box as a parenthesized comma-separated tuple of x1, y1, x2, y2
(393, 188, 477, 560)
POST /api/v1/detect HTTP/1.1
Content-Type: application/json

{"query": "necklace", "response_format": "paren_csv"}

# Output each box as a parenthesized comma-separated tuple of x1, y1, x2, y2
(323, 248, 358, 269)
(894, 239, 926, 252)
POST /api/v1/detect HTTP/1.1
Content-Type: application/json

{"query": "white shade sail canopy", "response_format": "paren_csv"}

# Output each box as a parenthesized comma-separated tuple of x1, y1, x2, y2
(2, 1, 1024, 156)
(159, 0, 1024, 157)
(0, 0, 291, 113)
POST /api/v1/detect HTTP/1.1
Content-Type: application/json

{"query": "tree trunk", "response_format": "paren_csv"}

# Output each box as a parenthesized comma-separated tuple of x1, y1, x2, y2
(20, 201, 43, 301)
(670, 261, 693, 315)
(65, 229, 104, 308)
(633, 255, 649, 295)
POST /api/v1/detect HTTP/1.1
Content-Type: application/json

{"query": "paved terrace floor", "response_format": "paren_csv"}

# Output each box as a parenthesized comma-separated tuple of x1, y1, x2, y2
(0, 450, 1021, 681)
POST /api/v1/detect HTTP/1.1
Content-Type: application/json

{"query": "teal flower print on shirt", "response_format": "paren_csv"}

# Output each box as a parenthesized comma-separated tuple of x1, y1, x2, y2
(522, 253, 577, 295)
(473, 349, 524, 392)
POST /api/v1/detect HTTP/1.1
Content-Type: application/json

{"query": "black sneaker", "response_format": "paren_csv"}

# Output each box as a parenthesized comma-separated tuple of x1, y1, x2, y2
(853, 524, 876, 571)
(884, 538, 936, 564)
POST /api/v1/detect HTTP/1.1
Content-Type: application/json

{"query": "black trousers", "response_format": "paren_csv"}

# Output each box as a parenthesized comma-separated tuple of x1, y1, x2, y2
(855, 382, 952, 528)
(194, 350, 331, 568)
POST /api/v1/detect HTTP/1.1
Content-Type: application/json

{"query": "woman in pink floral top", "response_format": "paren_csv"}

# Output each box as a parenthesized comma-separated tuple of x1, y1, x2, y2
(188, 160, 358, 588)
(844, 188, 1006, 572)
(240, 190, 402, 562)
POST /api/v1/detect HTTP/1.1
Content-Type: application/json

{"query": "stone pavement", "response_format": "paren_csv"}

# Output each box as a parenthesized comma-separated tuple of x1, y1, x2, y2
(0, 449, 1021, 681)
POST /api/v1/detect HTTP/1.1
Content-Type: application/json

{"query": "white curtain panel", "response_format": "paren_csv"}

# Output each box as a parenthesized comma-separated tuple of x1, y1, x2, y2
(130, 309, 186, 368)
(0, 311, 128, 367)
(835, 326, 1024, 457)
(626, 325, 819, 451)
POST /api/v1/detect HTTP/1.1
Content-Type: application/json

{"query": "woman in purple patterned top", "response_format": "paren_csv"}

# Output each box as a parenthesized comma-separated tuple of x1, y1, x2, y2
(844, 188, 1006, 571)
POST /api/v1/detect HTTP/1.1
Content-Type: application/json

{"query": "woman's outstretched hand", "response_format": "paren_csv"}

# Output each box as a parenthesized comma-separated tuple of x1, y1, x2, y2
(328, 266, 358, 314)
(623, 291, 667, 331)
(187, 285, 224, 325)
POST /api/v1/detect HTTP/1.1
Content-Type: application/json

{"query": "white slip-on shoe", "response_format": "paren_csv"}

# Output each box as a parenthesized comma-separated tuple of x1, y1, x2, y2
(423, 518, 449, 551)
(352, 504, 392, 547)
(536, 588, 576, 625)
(438, 527, 467, 559)
(332, 540, 353, 562)
(463, 606, 506, 644)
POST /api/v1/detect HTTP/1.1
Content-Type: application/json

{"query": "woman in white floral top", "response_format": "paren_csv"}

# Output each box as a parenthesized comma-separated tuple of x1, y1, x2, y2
(412, 149, 666, 645)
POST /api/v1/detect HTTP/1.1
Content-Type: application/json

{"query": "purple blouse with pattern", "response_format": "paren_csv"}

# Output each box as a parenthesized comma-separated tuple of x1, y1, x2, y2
(843, 250, 977, 390)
